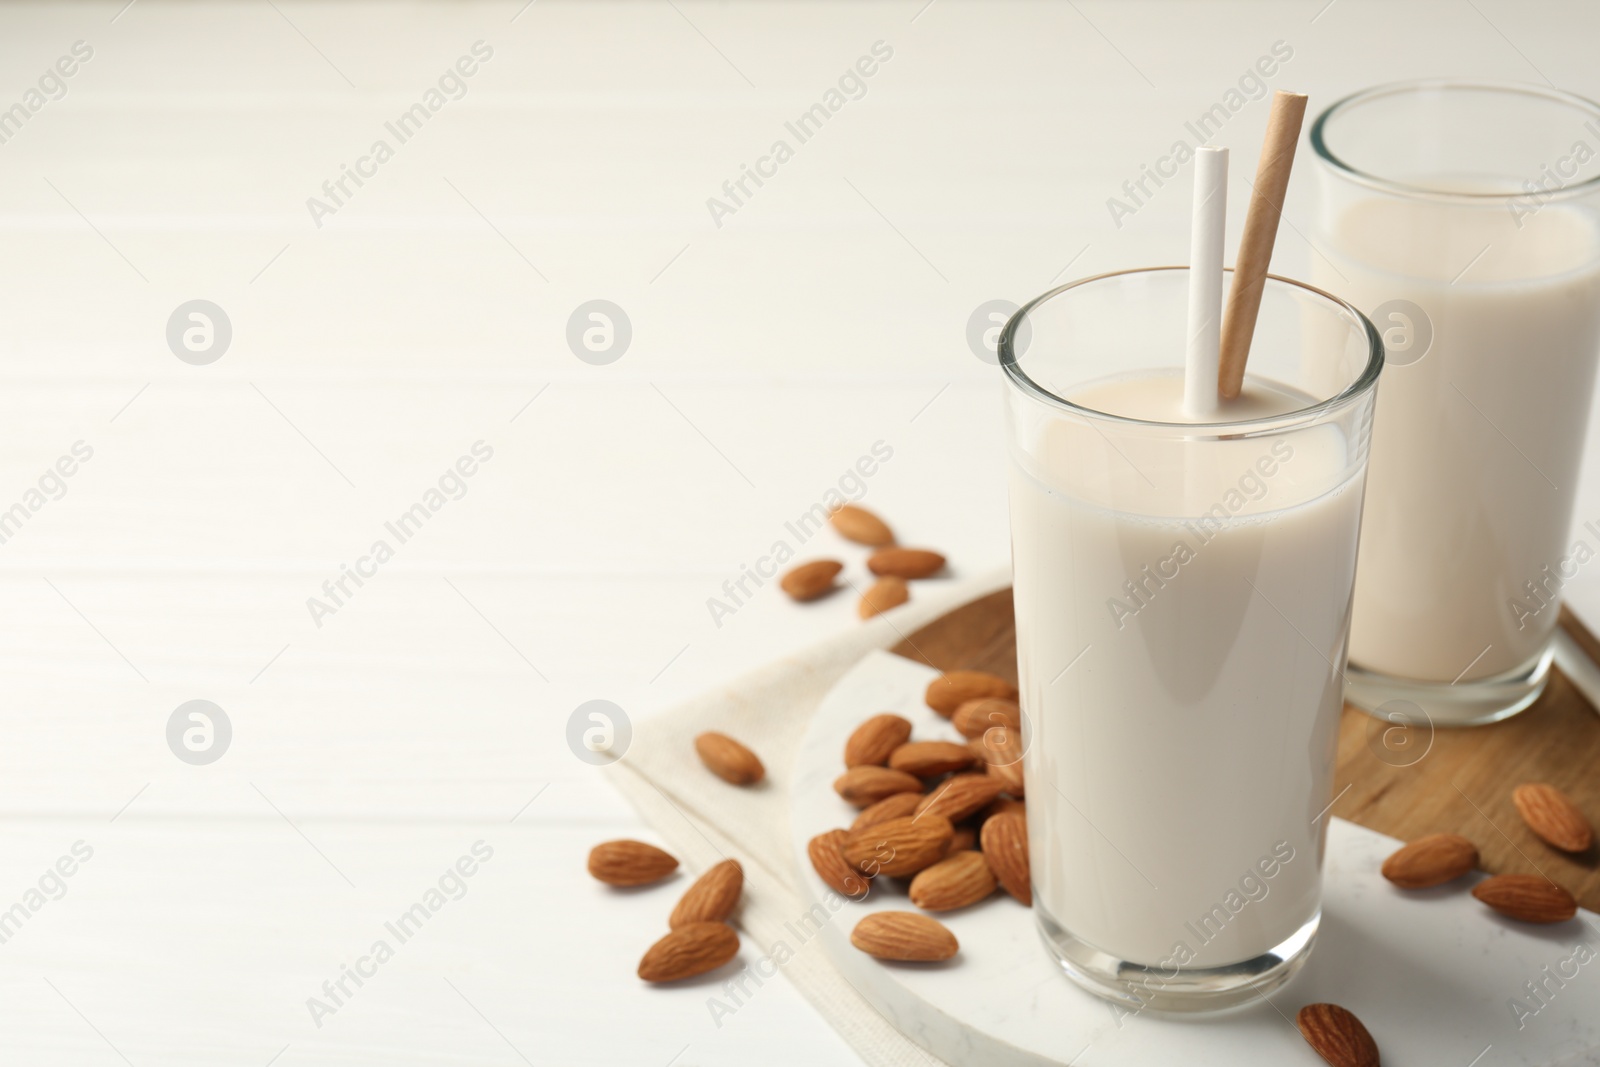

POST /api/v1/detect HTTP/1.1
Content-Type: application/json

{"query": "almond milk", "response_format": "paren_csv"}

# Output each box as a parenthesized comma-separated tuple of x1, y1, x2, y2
(1315, 197, 1600, 684)
(1011, 373, 1363, 970)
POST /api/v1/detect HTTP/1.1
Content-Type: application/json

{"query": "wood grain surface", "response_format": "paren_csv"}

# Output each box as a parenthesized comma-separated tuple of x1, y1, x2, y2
(890, 588, 1600, 912)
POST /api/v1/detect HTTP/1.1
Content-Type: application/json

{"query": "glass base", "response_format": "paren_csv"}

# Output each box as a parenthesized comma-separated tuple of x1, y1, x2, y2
(1345, 643, 1554, 729)
(1035, 902, 1319, 1014)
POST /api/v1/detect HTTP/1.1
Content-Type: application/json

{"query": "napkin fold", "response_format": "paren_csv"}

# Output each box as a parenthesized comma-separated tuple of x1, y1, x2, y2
(606, 569, 1011, 1067)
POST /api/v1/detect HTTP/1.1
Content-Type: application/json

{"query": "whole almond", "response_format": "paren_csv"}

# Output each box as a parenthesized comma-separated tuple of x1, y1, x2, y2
(669, 859, 743, 929)
(587, 840, 679, 887)
(952, 697, 1022, 739)
(867, 547, 946, 580)
(889, 740, 975, 778)
(834, 766, 923, 807)
(844, 714, 914, 768)
(1472, 873, 1578, 923)
(830, 504, 894, 546)
(1380, 833, 1478, 889)
(1512, 783, 1593, 852)
(695, 732, 765, 786)
(808, 829, 872, 898)
(859, 576, 909, 619)
(851, 791, 923, 831)
(947, 827, 978, 854)
(915, 774, 1003, 823)
(850, 911, 958, 961)
(970, 729, 1026, 797)
(910, 850, 996, 911)
(843, 814, 954, 877)
(925, 670, 1019, 717)
(981, 810, 1031, 905)
(638, 921, 740, 982)
(780, 559, 843, 602)
(1295, 1003, 1379, 1067)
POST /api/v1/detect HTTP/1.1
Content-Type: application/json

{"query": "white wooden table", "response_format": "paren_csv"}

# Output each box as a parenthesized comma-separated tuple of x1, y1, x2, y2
(3, 1, 1599, 1062)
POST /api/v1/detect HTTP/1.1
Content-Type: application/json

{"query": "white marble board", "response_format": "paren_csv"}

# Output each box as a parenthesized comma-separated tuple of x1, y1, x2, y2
(790, 651, 1600, 1066)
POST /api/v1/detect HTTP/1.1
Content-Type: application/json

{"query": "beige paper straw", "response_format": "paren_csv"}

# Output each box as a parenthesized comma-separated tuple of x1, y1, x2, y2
(1218, 90, 1308, 401)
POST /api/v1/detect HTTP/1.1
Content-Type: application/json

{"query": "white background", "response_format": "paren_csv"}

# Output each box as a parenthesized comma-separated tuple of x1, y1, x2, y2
(2, 1, 1599, 1063)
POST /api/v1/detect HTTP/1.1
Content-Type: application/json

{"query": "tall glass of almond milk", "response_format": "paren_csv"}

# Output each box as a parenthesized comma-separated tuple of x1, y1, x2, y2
(1312, 82, 1600, 726)
(999, 267, 1382, 1011)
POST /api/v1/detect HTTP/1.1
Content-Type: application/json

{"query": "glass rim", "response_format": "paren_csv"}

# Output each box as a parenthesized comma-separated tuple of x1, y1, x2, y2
(997, 266, 1384, 435)
(1310, 78, 1600, 203)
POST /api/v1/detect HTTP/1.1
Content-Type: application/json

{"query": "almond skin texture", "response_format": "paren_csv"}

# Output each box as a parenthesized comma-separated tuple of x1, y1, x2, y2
(982, 797, 1027, 821)
(844, 714, 914, 768)
(910, 850, 996, 911)
(1295, 1003, 1379, 1067)
(830, 504, 894, 546)
(851, 791, 923, 831)
(808, 829, 872, 898)
(947, 827, 978, 854)
(843, 815, 954, 877)
(695, 732, 765, 786)
(984, 754, 1025, 798)
(780, 559, 843, 602)
(858, 576, 909, 619)
(889, 740, 975, 778)
(1380, 833, 1478, 889)
(668, 859, 743, 929)
(1513, 783, 1594, 852)
(587, 840, 679, 887)
(850, 911, 958, 962)
(915, 774, 1003, 823)
(1472, 874, 1578, 923)
(867, 547, 946, 579)
(637, 922, 740, 982)
(970, 730, 1026, 797)
(925, 670, 1019, 717)
(834, 766, 923, 807)
(981, 811, 1031, 905)
(952, 697, 1022, 739)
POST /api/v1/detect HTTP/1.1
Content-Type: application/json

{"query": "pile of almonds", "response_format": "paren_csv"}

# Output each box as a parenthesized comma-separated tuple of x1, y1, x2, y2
(587, 840, 748, 983)
(1304, 780, 1594, 1065)
(806, 668, 1030, 963)
(779, 503, 947, 620)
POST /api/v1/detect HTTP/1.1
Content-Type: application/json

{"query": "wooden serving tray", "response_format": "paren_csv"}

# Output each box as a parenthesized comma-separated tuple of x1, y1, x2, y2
(890, 587, 1600, 912)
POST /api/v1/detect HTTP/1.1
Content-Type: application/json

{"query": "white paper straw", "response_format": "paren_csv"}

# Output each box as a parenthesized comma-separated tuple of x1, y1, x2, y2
(1183, 145, 1228, 420)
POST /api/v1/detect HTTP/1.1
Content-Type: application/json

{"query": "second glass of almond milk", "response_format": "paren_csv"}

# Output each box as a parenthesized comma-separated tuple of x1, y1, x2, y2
(1000, 267, 1382, 1011)
(1312, 81, 1600, 726)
